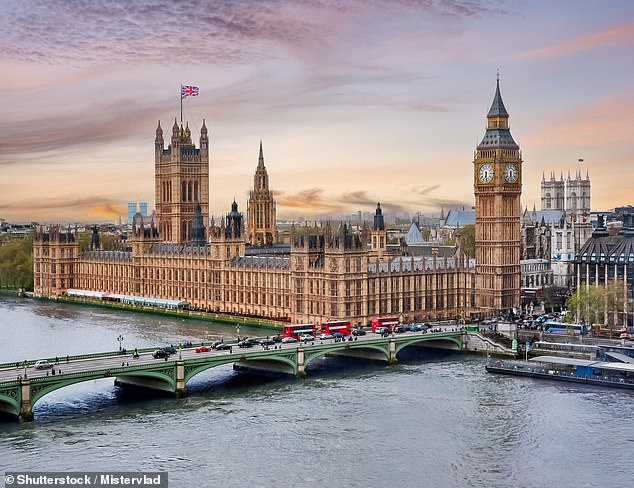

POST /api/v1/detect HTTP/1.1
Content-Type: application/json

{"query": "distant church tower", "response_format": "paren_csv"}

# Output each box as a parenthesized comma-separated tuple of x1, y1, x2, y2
(541, 172, 565, 211)
(566, 169, 591, 215)
(247, 141, 277, 246)
(370, 202, 387, 259)
(473, 76, 522, 314)
(154, 119, 209, 243)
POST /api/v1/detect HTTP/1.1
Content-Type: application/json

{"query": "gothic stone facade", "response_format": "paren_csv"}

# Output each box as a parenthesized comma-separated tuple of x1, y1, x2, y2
(473, 78, 522, 313)
(36, 82, 534, 323)
(34, 220, 476, 325)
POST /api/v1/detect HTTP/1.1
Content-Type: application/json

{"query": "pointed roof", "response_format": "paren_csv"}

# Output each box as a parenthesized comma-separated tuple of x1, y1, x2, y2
(478, 76, 517, 150)
(258, 140, 265, 167)
(405, 223, 424, 245)
(487, 76, 509, 118)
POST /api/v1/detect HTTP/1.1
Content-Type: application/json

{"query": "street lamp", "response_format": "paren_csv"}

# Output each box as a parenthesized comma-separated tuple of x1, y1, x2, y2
(22, 360, 28, 379)
(236, 324, 240, 341)
(117, 334, 124, 352)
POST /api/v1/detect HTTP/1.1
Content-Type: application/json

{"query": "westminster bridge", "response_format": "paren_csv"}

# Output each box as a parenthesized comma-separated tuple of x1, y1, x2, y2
(0, 329, 508, 422)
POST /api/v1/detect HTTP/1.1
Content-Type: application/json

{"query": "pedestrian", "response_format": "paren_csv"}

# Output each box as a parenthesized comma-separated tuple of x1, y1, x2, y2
(55, 356, 59, 364)
(51, 369, 55, 376)
(46, 371, 49, 376)
(126, 362, 129, 366)
(58, 369, 62, 375)
(66, 355, 69, 363)
(122, 362, 125, 367)
(229, 346, 233, 353)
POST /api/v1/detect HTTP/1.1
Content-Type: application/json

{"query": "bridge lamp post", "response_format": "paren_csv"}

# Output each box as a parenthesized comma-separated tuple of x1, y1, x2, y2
(22, 360, 28, 379)
(117, 335, 124, 352)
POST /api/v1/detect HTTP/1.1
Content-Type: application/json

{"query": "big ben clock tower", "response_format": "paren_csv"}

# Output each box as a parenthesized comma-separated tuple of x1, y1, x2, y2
(474, 75, 522, 315)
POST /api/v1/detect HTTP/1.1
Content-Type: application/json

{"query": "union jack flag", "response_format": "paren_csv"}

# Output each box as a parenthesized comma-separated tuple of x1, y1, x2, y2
(181, 85, 199, 98)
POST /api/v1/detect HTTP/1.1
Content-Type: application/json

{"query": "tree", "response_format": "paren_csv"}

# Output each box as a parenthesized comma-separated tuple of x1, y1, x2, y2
(0, 235, 34, 290)
(457, 225, 475, 258)
(565, 280, 628, 328)
(565, 285, 604, 326)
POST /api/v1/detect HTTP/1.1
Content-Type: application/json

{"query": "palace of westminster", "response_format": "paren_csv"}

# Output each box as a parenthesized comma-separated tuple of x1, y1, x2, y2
(32, 80, 634, 327)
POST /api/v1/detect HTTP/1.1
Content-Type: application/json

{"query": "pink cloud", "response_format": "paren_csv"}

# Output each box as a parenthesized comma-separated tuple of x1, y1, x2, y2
(518, 20, 634, 60)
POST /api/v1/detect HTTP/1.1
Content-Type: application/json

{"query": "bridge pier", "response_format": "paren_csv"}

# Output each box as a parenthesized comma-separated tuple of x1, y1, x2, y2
(296, 348, 307, 378)
(388, 338, 398, 364)
(19, 379, 33, 422)
(175, 360, 188, 398)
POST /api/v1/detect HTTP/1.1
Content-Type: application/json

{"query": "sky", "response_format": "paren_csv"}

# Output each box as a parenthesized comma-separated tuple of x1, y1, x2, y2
(0, 0, 633, 224)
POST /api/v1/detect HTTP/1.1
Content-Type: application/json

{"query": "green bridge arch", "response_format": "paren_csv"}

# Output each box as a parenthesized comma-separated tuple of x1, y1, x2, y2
(303, 342, 391, 366)
(184, 352, 298, 383)
(28, 367, 177, 409)
(0, 382, 20, 416)
(394, 335, 463, 355)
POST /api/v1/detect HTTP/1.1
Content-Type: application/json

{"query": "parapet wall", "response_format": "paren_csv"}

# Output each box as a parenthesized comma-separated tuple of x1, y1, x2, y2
(464, 332, 516, 356)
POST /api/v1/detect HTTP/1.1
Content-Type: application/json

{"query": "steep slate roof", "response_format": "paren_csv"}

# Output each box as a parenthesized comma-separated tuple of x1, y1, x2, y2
(405, 222, 424, 245)
(445, 210, 475, 227)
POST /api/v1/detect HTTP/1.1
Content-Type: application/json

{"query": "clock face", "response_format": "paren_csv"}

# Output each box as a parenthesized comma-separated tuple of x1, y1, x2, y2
(478, 163, 493, 184)
(504, 163, 518, 183)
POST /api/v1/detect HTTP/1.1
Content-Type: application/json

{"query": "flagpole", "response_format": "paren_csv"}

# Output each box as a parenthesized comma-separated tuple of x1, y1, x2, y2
(180, 84, 183, 125)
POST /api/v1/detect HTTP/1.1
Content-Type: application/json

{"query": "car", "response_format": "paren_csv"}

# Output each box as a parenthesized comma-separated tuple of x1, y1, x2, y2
(319, 333, 334, 340)
(162, 346, 177, 354)
(332, 332, 344, 339)
(374, 327, 389, 334)
(34, 360, 54, 370)
(214, 343, 231, 350)
(270, 335, 282, 343)
(281, 337, 298, 343)
(153, 349, 170, 359)
(238, 340, 254, 348)
(211, 341, 224, 349)
(410, 325, 423, 332)
(352, 328, 366, 336)
(300, 334, 315, 342)
(259, 338, 275, 346)
(195, 346, 211, 353)
(394, 326, 407, 333)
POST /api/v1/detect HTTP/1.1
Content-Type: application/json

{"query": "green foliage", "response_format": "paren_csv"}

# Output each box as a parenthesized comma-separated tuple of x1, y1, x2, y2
(565, 280, 628, 327)
(77, 231, 124, 252)
(457, 224, 475, 258)
(0, 235, 34, 290)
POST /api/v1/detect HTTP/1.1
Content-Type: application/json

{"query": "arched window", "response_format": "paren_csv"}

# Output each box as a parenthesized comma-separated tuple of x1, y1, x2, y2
(188, 181, 192, 202)
(182, 181, 186, 202)
(194, 181, 199, 202)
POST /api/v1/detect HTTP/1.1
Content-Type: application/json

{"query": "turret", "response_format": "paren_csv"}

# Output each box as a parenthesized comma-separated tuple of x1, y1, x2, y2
(200, 119, 208, 151)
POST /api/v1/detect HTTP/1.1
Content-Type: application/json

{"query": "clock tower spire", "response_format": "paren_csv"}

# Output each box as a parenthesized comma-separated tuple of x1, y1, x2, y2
(473, 76, 522, 316)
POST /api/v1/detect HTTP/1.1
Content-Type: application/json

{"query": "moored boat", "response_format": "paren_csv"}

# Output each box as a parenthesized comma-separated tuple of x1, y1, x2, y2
(486, 355, 634, 390)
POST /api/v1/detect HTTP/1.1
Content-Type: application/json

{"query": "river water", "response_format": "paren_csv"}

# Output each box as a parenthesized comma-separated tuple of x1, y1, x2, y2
(1, 295, 633, 488)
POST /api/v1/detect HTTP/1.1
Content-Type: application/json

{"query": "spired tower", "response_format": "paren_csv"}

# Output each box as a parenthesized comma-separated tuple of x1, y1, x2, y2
(246, 141, 277, 246)
(473, 77, 522, 314)
(541, 172, 565, 211)
(370, 202, 387, 259)
(154, 119, 209, 243)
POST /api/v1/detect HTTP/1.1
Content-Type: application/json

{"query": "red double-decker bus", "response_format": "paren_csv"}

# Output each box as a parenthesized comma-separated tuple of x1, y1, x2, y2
(371, 316, 399, 333)
(282, 323, 317, 339)
(320, 320, 352, 336)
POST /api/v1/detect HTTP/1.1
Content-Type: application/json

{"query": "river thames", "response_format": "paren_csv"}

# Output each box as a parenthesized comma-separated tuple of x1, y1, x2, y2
(1, 295, 633, 488)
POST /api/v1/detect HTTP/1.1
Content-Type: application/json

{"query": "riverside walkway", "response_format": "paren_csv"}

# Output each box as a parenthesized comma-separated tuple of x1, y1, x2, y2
(0, 329, 464, 422)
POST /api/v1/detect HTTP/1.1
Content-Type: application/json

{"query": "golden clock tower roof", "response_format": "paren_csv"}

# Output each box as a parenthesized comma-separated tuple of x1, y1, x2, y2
(478, 77, 518, 150)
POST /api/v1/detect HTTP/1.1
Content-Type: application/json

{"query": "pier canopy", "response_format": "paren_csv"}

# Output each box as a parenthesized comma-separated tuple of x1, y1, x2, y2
(119, 295, 188, 309)
(65, 289, 187, 309)
(67, 289, 107, 299)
